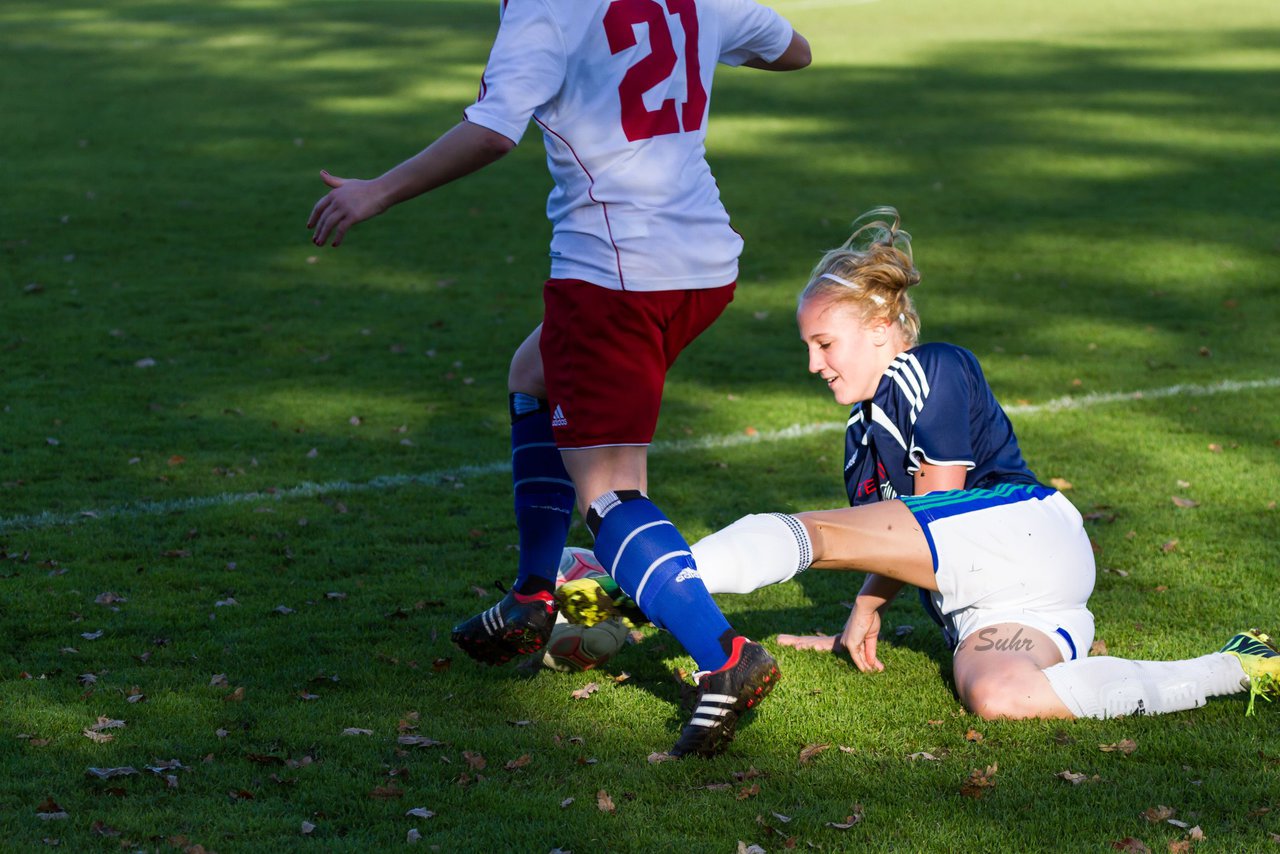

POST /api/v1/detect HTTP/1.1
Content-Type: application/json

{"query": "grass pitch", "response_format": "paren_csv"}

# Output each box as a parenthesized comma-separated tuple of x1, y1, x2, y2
(2, 0, 1278, 850)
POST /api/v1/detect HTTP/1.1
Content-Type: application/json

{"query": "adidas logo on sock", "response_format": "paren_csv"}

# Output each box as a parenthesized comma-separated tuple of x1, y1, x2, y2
(674, 568, 701, 583)
(551, 405, 568, 428)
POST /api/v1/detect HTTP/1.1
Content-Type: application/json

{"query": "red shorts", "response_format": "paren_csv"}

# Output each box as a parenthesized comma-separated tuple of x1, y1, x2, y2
(540, 278, 735, 449)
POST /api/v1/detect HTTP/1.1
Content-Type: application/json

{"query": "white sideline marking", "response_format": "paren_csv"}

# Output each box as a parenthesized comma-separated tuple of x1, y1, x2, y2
(2, 376, 1277, 534)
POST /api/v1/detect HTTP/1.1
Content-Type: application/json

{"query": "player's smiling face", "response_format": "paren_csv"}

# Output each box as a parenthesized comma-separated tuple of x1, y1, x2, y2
(798, 295, 894, 406)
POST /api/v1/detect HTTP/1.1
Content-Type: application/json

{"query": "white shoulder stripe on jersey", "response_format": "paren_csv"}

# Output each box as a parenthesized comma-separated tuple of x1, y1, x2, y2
(886, 353, 930, 422)
(901, 352, 931, 397)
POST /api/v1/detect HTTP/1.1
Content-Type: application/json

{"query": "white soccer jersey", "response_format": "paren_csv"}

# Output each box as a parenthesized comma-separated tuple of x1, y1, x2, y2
(464, 0, 794, 291)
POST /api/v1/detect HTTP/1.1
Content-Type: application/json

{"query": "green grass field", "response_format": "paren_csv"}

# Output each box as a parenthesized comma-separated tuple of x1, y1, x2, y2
(2, 0, 1279, 850)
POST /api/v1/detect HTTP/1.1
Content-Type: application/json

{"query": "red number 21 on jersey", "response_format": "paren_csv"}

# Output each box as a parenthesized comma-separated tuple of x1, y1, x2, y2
(603, 0, 707, 142)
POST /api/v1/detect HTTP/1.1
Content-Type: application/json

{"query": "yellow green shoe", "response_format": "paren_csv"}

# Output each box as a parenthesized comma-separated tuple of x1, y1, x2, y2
(1220, 629, 1280, 716)
(555, 575, 649, 629)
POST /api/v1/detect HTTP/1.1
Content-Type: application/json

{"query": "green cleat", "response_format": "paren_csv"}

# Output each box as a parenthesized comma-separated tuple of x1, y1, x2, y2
(555, 574, 649, 629)
(1220, 629, 1280, 716)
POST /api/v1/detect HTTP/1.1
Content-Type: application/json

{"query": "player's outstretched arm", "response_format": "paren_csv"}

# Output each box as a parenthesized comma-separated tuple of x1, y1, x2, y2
(777, 573, 903, 671)
(744, 31, 811, 71)
(308, 120, 516, 247)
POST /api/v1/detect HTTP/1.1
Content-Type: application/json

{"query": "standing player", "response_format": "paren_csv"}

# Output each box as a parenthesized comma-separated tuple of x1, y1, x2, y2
(307, 0, 810, 755)
(568, 207, 1280, 721)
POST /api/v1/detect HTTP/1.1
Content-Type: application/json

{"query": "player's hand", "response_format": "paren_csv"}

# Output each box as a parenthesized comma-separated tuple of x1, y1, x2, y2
(307, 170, 387, 247)
(776, 633, 841, 653)
(839, 600, 885, 673)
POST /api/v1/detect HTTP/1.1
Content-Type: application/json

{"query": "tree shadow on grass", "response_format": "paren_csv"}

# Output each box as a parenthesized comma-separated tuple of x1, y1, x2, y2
(2, 6, 1278, 544)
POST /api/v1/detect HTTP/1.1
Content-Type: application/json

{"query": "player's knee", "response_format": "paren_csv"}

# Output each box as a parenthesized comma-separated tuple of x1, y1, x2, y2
(507, 334, 545, 395)
(961, 671, 1041, 721)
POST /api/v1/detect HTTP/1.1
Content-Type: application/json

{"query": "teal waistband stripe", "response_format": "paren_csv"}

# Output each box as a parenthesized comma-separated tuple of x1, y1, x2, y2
(902, 483, 1055, 524)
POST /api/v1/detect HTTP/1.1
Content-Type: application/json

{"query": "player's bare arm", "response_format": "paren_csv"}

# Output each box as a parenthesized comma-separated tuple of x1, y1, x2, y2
(744, 31, 811, 71)
(913, 461, 967, 495)
(308, 121, 516, 247)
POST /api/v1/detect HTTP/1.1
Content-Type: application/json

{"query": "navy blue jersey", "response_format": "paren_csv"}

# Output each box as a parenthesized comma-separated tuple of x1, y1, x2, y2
(843, 343, 1040, 506)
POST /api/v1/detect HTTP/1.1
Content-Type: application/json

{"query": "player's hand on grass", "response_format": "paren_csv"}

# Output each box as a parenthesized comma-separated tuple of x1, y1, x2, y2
(307, 170, 388, 247)
(841, 600, 886, 673)
(776, 633, 841, 653)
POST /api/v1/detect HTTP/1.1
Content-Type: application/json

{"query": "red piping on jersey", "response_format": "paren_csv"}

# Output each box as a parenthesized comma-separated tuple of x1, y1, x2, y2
(533, 115, 627, 290)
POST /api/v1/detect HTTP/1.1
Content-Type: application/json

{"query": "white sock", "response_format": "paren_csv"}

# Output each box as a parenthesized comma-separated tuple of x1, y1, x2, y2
(1042, 653, 1248, 719)
(691, 513, 812, 595)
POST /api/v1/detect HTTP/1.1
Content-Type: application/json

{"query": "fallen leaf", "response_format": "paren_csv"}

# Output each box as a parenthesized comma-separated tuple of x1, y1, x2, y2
(85, 767, 138, 780)
(1110, 837, 1150, 852)
(825, 805, 864, 829)
(738, 843, 765, 854)
(647, 752, 676, 764)
(369, 781, 403, 799)
(799, 743, 830, 764)
(504, 754, 532, 771)
(342, 728, 373, 736)
(965, 728, 984, 743)
(397, 736, 444, 748)
(462, 751, 486, 770)
(407, 828, 421, 844)
(1161, 539, 1179, 553)
(571, 682, 600, 700)
(222, 686, 246, 702)
(1050, 477, 1073, 491)
(908, 752, 940, 761)
(1171, 496, 1199, 509)
(405, 807, 435, 819)
(960, 763, 998, 799)
(1101, 739, 1138, 755)
(597, 789, 616, 813)
(209, 674, 228, 687)
(86, 717, 125, 734)
(300, 821, 316, 836)
(1091, 639, 1109, 656)
(90, 820, 121, 837)
(35, 797, 69, 821)
(1141, 805, 1176, 823)
(560, 797, 574, 808)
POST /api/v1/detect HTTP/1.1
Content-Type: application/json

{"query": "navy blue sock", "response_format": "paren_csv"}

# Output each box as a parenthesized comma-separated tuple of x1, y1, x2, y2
(587, 491, 734, 671)
(510, 394, 575, 596)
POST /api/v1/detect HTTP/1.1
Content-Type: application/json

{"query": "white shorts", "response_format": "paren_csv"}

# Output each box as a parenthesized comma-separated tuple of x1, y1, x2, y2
(902, 485, 1096, 662)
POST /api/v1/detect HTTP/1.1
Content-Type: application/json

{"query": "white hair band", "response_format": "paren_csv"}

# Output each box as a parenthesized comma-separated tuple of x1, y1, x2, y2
(820, 272, 886, 305)
(820, 272, 857, 289)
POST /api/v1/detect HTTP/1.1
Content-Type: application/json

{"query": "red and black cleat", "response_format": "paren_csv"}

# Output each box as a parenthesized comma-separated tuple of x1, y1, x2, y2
(451, 589, 557, 665)
(670, 635, 781, 758)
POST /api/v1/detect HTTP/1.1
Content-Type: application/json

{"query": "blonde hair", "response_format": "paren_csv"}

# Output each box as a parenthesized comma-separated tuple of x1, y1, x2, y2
(799, 206, 922, 345)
